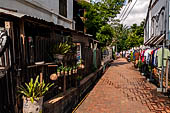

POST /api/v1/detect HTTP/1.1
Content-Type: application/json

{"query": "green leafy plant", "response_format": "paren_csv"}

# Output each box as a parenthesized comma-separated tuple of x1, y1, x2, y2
(64, 67, 69, 71)
(59, 65, 65, 71)
(57, 68, 60, 72)
(52, 42, 71, 55)
(73, 65, 77, 70)
(76, 75, 82, 81)
(18, 76, 54, 103)
(68, 67, 72, 71)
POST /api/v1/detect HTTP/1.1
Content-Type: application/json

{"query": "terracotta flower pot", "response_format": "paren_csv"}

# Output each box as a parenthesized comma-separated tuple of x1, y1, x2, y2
(57, 72, 60, 77)
(69, 71, 72, 75)
(73, 69, 77, 74)
(61, 71, 64, 75)
(23, 96, 43, 113)
(65, 71, 68, 76)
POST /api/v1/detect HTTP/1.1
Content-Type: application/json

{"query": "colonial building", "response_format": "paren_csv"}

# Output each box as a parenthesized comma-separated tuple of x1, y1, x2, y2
(144, 0, 169, 46)
(0, 0, 75, 29)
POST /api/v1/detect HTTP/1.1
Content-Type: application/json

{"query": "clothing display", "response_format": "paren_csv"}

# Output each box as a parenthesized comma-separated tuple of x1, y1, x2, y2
(128, 46, 170, 92)
(157, 48, 170, 67)
(130, 47, 170, 68)
(134, 52, 140, 60)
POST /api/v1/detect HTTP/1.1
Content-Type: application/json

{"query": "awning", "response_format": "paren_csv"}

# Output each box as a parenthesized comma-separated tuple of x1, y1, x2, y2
(144, 34, 165, 46)
(153, 34, 165, 45)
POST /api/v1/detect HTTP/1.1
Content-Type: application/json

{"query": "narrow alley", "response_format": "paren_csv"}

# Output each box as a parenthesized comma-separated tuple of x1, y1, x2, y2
(75, 58, 170, 113)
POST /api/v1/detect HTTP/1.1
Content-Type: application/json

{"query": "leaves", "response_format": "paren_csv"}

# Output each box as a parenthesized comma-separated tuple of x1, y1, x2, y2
(52, 42, 71, 55)
(79, 0, 124, 44)
(114, 20, 144, 52)
(18, 76, 54, 103)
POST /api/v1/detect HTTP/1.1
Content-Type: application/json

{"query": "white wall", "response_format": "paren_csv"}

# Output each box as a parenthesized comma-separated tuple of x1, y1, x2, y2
(0, 0, 74, 29)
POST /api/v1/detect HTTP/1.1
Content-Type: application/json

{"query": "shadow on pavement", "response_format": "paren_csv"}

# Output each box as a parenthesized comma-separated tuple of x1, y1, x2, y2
(110, 62, 129, 67)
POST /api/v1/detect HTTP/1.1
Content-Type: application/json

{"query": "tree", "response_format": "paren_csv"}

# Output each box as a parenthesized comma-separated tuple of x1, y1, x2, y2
(79, 0, 125, 47)
(112, 24, 129, 52)
(96, 24, 114, 46)
(125, 21, 144, 50)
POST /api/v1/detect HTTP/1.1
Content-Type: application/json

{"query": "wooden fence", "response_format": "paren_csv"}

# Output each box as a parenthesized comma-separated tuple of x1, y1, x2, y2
(0, 17, 102, 113)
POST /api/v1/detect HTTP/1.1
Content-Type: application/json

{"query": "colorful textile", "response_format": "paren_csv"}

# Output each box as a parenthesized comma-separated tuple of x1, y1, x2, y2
(134, 52, 140, 60)
(157, 48, 170, 67)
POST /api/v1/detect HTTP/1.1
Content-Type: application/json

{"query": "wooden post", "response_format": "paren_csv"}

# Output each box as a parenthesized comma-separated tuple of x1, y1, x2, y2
(19, 19, 26, 63)
(64, 74, 66, 93)
(40, 72, 43, 84)
(40, 65, 44, 84)
(166, 59, 169, 92)
(5, 21, 18, 113)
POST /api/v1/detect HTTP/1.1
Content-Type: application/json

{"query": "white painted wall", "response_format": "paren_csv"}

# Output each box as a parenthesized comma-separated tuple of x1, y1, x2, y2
(0, 0, 74, 29)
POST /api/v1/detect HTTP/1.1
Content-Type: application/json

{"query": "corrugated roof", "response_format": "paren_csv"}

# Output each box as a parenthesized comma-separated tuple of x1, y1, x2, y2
(0, 8, 25, 18)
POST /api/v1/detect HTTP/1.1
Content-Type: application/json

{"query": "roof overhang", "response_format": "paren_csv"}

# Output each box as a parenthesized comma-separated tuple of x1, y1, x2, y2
(0, 8, 25, 18)
(144, 34, 165, 46)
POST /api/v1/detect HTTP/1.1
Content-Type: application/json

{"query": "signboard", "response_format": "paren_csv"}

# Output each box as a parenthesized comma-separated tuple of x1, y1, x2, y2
(76, 43, 81, 63)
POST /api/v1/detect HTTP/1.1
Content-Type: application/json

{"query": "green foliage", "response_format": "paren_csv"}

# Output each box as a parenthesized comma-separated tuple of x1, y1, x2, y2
(76, 75, 82, 81)
(57, 68, 60, 72)
(138, 60, 143, 69)
(113, 20, 144, 52)
(67, 67, 72, 71)
(125, 21, 144, 50)
(79, 0, 124, 46)
(18, 76, 54, 103)
(113, 24, 129, 52)
(52, 42, 71, 55)
(59, 65, 65, 71)
(96, 24, 114, 46)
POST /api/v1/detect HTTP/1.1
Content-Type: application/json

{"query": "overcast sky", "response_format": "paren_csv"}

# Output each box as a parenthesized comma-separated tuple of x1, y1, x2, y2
(117, 0, 150, 26)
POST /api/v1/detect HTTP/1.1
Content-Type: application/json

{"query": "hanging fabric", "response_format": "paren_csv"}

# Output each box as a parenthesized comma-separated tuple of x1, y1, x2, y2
(157, 48, 170, 68)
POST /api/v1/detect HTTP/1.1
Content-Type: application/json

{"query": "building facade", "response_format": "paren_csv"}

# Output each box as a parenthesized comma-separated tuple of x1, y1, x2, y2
(0, 0, 75, 29)
(144, 0, 170, 46)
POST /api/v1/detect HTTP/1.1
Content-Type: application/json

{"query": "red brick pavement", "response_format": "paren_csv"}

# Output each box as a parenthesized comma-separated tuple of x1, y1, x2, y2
(75, 58, 170, 113)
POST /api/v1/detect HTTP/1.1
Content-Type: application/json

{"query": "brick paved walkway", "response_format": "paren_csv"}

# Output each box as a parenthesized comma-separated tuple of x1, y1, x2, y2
(75, 58, 170, 113)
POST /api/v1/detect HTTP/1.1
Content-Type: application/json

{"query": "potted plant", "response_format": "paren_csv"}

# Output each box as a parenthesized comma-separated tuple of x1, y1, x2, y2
(52, 42, 71, 60)
(60, 66, 65, 75)
(68, 67, 72, 75)
(57, 68, 61, 77)
(64, 67, 69, 76)
(18, 76, 54, 113)
(73, 66, 77, 74)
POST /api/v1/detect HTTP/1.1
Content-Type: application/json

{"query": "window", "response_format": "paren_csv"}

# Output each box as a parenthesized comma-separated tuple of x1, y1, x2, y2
(59, 0, 67, 17)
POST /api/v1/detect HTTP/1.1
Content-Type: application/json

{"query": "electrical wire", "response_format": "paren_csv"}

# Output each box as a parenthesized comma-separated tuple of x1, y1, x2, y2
(121, 0, 138, 24)
(119, 2, 132, 21)
(119, 4, 128, 19)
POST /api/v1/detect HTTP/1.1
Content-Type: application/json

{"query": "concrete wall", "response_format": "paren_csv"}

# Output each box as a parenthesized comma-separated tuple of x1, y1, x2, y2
(0, 0, 74, 29)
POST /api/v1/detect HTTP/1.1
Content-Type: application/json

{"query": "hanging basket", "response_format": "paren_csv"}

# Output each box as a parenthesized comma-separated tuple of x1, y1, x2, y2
(23, 96, 43, 113)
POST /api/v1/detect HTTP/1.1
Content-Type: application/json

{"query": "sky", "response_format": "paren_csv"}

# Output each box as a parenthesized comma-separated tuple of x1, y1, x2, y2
(117, 0, 150, 26)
